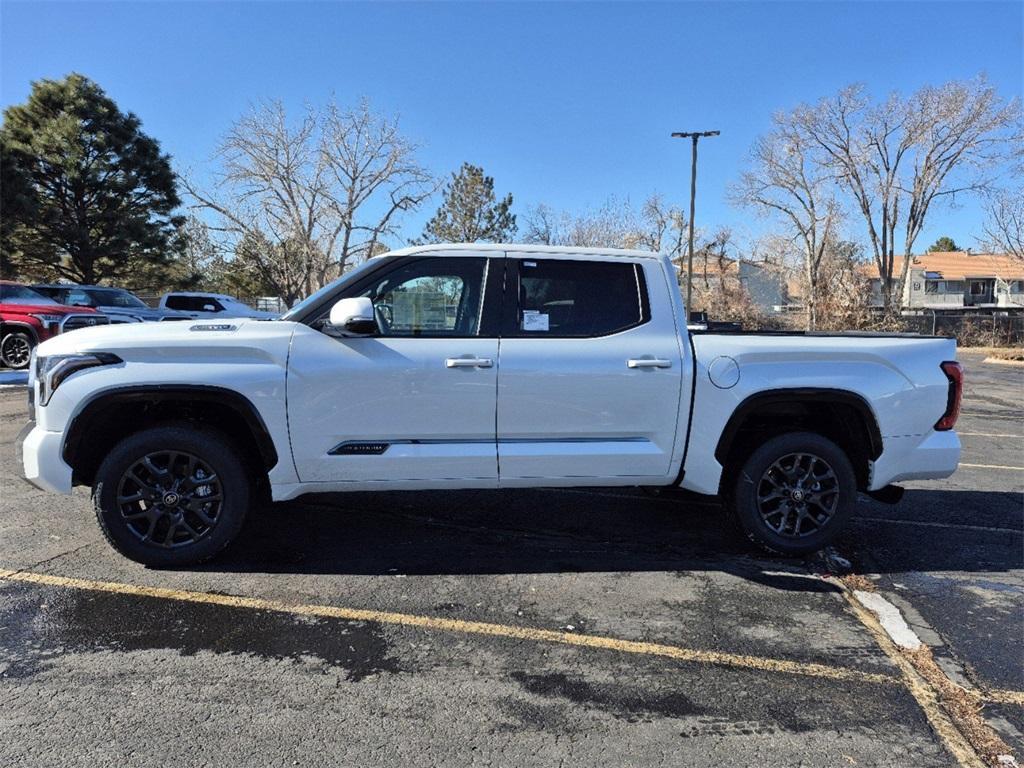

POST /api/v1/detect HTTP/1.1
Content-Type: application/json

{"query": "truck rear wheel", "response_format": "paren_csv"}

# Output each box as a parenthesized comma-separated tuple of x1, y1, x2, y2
(730, 432, 856, 556)
(92, 423, 251, 566)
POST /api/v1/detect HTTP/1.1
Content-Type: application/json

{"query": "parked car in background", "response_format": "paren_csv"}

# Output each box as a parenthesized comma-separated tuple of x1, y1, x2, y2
(32, 284, 190, 323)
(0, 281, 108, 369)
(158, 292, 278, 319)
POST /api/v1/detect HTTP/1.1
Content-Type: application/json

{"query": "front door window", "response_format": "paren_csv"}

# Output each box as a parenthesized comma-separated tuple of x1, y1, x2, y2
(353, 258, 487, 337)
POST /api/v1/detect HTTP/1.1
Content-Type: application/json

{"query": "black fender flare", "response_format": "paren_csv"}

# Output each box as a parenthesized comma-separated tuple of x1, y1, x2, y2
(1, 321, 40, 344)
(714, 388, 884, 465)
(63, 384, 279, 471)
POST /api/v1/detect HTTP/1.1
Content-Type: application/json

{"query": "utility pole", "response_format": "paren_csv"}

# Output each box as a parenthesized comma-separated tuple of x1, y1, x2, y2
(671, 130, 719, 319)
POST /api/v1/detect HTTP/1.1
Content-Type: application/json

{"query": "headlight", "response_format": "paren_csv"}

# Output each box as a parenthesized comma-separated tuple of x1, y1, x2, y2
(36, 352, 122, 406)
(30, 313, 64, 329)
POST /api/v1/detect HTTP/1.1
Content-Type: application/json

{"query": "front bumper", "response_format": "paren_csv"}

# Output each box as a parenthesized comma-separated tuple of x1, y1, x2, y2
(868, 429, 961, 491)
(16, 421, 73, 494)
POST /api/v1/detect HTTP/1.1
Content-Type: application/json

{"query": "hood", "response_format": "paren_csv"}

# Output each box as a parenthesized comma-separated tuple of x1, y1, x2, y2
(0, 302, 99, 316)
(35, 317, 299, 360)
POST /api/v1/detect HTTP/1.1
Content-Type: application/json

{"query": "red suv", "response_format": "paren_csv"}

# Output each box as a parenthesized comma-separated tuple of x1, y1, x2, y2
(0, 281, 108, 369)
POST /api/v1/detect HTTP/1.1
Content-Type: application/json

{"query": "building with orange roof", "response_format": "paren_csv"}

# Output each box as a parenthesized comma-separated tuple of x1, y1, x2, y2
(863, 251, 1024, 310)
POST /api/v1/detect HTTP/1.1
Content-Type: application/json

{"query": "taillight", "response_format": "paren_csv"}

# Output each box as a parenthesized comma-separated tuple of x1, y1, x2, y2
(934, 361, 963, 431)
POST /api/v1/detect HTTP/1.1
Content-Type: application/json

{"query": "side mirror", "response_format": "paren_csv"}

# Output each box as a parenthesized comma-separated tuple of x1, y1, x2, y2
(327, 296, 378, 336)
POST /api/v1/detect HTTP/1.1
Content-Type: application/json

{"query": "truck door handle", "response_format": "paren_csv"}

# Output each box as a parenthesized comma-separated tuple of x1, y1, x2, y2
(627, 358, 672, 369)
(445, 357, 493, 368)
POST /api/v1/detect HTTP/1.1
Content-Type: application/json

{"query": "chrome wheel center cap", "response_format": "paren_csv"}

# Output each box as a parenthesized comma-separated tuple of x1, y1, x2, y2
(163, 492, 180, 507)
(790, 489, 805, 502)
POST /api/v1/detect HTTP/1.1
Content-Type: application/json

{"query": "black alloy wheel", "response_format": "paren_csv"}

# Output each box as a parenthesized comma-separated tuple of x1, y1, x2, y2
(755, 452, 840, 538)
(1, 332, 33, 369)
(93, 424, 252, 566)
(731, 431, 856, 556)
(116, 451, 223, 548)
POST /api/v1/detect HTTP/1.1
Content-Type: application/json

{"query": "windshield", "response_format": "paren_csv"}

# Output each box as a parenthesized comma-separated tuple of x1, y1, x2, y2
(86, 288, 148, 308)
(0, 284, 60, 305)
(281, 258, 386, 321)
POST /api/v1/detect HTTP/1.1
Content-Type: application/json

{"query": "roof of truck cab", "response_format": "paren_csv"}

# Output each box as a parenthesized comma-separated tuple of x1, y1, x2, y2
(380, 243, 662, 260)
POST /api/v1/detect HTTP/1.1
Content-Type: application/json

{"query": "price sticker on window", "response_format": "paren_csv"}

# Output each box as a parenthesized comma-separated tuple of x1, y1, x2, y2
(522, 310, 549, 332)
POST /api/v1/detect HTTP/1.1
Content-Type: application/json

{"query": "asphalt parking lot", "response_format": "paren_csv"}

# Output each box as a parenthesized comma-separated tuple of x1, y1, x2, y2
(1, 350, 1021, 767)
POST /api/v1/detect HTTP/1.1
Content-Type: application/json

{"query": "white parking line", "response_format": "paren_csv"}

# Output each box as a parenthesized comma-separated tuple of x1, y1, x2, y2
(957, 432, 1022, 438)
(959, 462, 1024, 471)
(854, 516, 1023, 536)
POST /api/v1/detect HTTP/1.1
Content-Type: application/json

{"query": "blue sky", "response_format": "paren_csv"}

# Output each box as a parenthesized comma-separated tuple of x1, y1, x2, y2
(2, 1, 1021, 253)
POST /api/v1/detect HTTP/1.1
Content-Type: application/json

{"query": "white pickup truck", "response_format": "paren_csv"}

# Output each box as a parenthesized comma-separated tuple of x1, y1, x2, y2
(18, 244, 963, 566)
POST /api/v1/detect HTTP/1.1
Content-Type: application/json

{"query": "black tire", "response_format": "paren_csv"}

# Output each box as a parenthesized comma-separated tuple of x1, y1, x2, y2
(92, 423, 251, 566)
(730, 432, 856, 556)
(1, 331, 34, 369)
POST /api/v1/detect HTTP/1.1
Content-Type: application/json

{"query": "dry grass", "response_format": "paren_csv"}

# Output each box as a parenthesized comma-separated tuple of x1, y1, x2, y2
(987, 350, 1024, 363)
(962, 346, 1024, 356)
(904, 646, 1016, 767)
(840, 573, 877, 593)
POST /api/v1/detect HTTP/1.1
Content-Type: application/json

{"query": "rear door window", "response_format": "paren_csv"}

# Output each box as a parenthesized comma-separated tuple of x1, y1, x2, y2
(509, 258, 649, 337)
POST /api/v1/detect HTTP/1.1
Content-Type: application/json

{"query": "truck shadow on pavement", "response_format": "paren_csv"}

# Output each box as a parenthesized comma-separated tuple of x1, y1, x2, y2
(840, 488, 1023, 575)
(195, 487, 1022, 583)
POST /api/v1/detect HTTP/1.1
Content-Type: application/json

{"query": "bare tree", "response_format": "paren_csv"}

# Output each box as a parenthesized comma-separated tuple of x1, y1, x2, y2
(979, 141, 1024, 260)
(184, 98, 433, 305)
(321, 99, 436, 276)
(627, 195, 688, 263)
(522, 203, 567, 245)
(524, 195, 687, 257)
(523, 198, 634, 248)
(735, 111, 840, 329)
(795, 77, 1020, 312)
(981, 188, 1024, 260)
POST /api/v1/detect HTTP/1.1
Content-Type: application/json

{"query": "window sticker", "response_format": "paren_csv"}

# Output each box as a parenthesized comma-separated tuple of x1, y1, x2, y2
(523, 261, 537, 268)
(392, 291, 449, 330)
(522, 310, 549, 332)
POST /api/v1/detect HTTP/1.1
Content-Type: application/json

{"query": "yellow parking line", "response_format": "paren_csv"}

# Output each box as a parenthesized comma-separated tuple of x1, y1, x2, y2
(0, 568, 897, 688)
(960, 462, 1024, 471)
(843, 591, 987, 768)
(985, 688, 1024, 707)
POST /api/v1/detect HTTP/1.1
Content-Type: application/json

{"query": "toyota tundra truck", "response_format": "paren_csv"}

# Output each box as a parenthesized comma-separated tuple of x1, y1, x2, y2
(1, 281, 109, 369)
(17, 244, 963, 566)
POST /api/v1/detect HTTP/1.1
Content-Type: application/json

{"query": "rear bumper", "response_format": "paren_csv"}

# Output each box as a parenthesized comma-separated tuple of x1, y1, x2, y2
(868, 430, 960, 491)
(16, 422, 73, 494)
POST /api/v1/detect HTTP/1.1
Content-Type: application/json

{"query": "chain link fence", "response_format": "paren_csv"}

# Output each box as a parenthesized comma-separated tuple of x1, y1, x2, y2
(775, 310, 1024, 347)
(897, 312, 1024, 347)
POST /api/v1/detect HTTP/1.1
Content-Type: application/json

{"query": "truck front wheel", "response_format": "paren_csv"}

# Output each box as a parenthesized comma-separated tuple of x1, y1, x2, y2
(1, 331, 34, 369)
(92, 424, 251, 566)
(731, 432, 856, 556)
